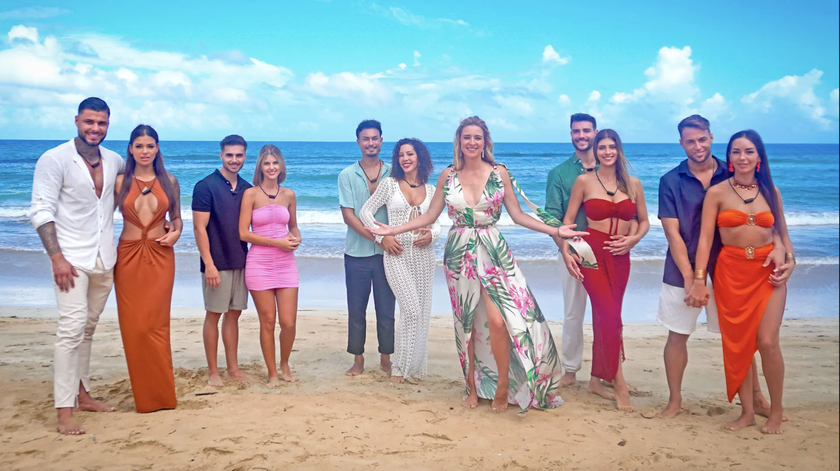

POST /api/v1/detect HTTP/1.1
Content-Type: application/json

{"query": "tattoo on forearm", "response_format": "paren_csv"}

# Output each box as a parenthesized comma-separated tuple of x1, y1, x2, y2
(36, 222, 62, 257)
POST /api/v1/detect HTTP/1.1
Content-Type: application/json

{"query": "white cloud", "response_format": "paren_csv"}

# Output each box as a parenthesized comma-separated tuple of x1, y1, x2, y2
(588, 90, 601, 102)
(742, 69, 832, 128)
(698, 93, 729, 120)
(558, 94, 571, 106)
(376, 5, 470, 30)
(8, 25, 39, 43)
(413, 50, 421, 67)
(302, 71, 392, 106)
(493, 95, 534, 117)
(542, 45, 570, 66)
(830, 88, 839, 118)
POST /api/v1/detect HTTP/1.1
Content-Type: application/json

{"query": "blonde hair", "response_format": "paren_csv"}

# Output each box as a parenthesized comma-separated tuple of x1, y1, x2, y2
(252, 144, 287, 186)
(452, 116, 494, 170)
(593, 129, 637, 202)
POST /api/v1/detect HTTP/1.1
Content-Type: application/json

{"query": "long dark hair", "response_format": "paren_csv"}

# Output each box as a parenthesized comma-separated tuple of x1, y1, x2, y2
(725, 130, 782, 232)
(390, 138, 433, 184)
(118, 124, 177, 216)
(593, 129, 637, 201)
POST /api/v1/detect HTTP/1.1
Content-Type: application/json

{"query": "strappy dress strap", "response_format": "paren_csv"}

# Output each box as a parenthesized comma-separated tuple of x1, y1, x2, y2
(504, 165, 598, 269)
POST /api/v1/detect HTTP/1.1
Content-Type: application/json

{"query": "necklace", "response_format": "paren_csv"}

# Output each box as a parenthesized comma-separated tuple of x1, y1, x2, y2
(135, 176, 156, 195)
(259, 185, 280, 200)
(595, 169, 617, 197)
(360, 160, 382, 184)
(406, 179, 422, 188)
(732, 178, 758, 191)
(84, 157, 101, 169)
(728, 178, 758, 204)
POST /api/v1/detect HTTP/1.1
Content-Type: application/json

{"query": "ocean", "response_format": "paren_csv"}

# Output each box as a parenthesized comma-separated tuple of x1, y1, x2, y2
(1, 140, 837, 320)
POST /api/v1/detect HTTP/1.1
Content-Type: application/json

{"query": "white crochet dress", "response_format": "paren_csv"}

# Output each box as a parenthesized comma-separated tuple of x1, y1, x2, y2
(360, 177, 440, 380)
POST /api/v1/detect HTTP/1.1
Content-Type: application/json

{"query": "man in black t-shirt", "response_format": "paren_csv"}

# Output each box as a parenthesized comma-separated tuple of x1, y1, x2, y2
(192, 135, 253, 387)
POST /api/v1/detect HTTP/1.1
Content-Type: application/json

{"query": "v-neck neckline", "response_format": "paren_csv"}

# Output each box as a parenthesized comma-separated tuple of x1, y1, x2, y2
(453, 166, 495, 209)
(396, 179, 428, 208)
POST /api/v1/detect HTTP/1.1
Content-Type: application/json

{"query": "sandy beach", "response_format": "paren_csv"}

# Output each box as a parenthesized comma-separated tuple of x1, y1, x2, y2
(0, 308, 837, 471)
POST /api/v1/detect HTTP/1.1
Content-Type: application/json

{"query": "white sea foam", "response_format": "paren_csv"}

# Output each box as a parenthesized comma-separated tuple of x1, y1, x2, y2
(4, 206, 837, 227)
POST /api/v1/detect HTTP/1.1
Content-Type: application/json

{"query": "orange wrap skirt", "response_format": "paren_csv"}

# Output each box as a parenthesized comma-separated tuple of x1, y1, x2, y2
(115, 238, 177, 413)
(713, 244, 775, 402)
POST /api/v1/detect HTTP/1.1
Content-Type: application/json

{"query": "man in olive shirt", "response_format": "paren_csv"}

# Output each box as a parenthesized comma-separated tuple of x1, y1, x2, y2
(545, 113, 599, 388)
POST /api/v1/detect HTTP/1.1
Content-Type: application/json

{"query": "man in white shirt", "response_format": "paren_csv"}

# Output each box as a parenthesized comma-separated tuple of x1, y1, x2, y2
(30, 97, 122, 435)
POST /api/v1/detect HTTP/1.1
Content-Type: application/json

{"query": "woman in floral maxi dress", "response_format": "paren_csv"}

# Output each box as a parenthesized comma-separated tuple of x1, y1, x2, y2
(369, 116, 587, 413)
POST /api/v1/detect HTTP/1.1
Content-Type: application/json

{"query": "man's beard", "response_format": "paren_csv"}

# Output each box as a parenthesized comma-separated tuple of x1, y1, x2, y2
(78, 131, 104, 147)
(574, 141, 592, 152)
(687, 151, 710, 163)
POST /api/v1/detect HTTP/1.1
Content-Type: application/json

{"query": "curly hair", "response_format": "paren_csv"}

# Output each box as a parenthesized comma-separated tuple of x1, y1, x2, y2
(390, 138, 434, 184)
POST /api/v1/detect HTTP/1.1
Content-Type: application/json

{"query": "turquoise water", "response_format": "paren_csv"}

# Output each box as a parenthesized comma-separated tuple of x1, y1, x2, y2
(1, 140, 837, 265)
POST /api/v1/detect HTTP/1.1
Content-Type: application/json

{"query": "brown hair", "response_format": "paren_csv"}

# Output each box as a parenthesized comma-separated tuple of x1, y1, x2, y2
(593, 129, 637, 202)
(452, 116, 494, 170)
(252, 144, 287, 186)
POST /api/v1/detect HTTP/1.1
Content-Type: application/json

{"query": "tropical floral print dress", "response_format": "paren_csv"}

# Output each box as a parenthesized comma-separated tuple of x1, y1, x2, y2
(443, 164, 564, 413)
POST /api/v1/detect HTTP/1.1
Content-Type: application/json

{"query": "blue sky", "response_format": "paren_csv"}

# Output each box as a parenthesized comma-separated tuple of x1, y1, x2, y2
(0, 1, 837, 143)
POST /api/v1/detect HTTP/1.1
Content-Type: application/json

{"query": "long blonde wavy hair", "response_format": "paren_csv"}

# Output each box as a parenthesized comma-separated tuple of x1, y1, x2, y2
(452, 116, 495, 170)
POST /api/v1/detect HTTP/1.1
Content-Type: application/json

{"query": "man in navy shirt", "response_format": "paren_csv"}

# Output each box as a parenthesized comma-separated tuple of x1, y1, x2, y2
(656, 115, 729, 418)
(192, 135, 253, 387)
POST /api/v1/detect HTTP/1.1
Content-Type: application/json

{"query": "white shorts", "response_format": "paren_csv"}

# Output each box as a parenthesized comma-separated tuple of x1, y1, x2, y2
(656, 278, 720, 335)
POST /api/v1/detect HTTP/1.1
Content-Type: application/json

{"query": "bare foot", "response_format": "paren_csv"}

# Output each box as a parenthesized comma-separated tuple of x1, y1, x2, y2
(657, 401, 683, 419)
(754, 398, 789, 422)
(492, 383, 509, 411)
(76, 396, 115, 413)
(603, 380, 635, 393)
(346, 357, 364, 376)
(227, 370, 256, 383)
(267, 377, 282, 388)
(280, 364, 297, 383)
(57, 409, 85, 435)
(461, 393, 478, 409)
(588, 379, 616, 401)
(559, 372, 577, 389)
(380, 355, 392, 373)
(761, 412, 785, 434)
(615, 386, 635, 413)
(390, 375, 404, 383)
(724, 413, 757, 432)
(207, 373, 224, 387)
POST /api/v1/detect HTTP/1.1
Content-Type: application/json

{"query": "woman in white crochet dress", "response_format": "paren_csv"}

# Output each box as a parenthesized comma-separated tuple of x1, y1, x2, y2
(360, 138, 440, 383)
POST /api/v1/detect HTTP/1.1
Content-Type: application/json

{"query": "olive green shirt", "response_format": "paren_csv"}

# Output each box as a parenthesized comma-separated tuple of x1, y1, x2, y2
(545, 155, 594, 231)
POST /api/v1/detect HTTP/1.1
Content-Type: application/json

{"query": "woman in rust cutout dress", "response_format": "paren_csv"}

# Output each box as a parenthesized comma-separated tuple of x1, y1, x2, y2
(114, 124, 182, 413)
(691, 130, 794, 434)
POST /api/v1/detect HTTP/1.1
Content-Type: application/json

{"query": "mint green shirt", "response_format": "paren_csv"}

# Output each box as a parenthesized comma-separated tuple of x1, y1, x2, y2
(545, 156, 594, 231)
(338, 161, 391, 257)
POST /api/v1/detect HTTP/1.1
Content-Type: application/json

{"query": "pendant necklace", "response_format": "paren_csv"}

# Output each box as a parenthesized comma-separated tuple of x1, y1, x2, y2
(595, 169, 617, 197)
(406, 179, 422, 188)
(360, 160, 382, 184)
(729, 178, 758, 204)
(135, 177, 156, 195)
(85, 158, 101, 169)
(259, 185, 280, 200)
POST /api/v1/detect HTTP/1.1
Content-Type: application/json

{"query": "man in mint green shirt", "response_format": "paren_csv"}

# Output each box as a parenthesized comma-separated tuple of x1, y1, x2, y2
(338, 119, 400, 377)
(545, 113, 598, 388)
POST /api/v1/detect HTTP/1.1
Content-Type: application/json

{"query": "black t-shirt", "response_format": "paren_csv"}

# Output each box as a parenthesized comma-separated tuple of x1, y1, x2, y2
(191, 169, 252, 272)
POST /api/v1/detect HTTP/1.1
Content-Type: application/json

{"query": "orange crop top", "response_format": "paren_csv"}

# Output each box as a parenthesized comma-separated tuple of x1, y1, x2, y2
(717, 209, 774, 228)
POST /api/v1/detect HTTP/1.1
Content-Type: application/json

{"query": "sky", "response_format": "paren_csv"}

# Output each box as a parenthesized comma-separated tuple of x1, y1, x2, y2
(0, 1, 838, 143)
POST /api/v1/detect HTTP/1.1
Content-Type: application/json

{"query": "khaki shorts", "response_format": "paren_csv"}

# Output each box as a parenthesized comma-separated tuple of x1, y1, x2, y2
(202, 269, 248, 314)
(656, 277, 720, 335)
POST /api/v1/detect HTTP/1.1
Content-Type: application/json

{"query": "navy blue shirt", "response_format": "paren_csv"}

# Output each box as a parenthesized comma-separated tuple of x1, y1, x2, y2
(658, 157, 729, 287)
(192, 170, 252, 273)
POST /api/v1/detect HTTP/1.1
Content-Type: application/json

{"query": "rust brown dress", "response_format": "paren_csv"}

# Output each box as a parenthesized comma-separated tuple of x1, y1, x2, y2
(115, 179, 177, 413)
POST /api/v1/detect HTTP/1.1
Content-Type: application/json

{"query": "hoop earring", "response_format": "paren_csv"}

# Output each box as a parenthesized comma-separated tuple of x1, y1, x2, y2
(728, 161, 734, 172)
(756, 160, 761, 173)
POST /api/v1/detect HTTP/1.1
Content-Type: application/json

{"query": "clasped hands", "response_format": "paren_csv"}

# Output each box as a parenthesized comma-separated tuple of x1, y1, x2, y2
(270, 234, 301, 252)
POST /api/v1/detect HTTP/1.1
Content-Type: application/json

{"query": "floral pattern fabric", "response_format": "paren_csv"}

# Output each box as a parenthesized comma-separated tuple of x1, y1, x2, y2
(443, 164, 564, 413)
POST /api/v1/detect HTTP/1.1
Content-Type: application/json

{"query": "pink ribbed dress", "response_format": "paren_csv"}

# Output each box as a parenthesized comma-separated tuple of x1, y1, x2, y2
(245, 205, 299, 291)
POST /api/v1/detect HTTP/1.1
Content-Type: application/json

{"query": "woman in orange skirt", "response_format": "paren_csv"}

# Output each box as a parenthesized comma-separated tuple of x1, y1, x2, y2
(114, 124, 182, 413)
(690, 130, 794, 434)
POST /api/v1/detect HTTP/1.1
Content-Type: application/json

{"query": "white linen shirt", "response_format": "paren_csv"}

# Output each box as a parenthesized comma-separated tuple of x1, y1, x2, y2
(30, 140, 123, 271)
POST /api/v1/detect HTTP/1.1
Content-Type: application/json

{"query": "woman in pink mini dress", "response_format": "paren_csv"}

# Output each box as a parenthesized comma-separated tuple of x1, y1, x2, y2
(239, 145, 300, 386)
